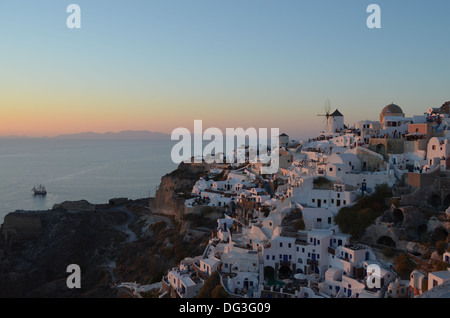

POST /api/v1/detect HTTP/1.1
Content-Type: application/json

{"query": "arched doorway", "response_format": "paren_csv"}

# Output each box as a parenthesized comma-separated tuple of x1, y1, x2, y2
(376, 144, 386, 155)
(393, 209, 404, 224)
(377, 236, 396, 248)
(429, 194, 441, 208)
(279, 265, 292, 280)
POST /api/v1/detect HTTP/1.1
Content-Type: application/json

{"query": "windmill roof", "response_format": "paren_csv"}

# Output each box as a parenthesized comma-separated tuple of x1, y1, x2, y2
(331, 109, 343, 117)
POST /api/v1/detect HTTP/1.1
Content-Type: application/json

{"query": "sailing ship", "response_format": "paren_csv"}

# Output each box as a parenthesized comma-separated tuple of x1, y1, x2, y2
(32, 184, 47, 196)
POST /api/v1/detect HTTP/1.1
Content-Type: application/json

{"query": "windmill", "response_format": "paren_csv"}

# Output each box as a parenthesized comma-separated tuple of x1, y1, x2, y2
(317, 99, 332, 133)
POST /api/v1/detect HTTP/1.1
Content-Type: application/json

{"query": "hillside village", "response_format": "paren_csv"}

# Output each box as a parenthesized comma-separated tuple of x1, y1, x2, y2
(158, 102, 450, 299)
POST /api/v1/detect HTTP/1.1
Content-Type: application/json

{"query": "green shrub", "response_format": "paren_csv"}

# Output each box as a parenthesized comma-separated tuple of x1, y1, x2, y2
(394, 254, 415, 279)
(197, 271, 229, 298)
(334, 184, 392, 240)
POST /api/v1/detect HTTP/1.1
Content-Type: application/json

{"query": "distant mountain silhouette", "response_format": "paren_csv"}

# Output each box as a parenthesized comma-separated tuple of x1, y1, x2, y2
(54, 130, 170, 140)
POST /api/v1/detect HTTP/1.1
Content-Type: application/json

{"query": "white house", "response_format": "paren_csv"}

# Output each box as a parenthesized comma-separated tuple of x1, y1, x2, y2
(427, 137, 450, 168)
(225, 272, 259, 296)
(428, 269, 450, 291)
(341, 275, 366, 298)
(199, 257, 221, 276)
(387, 278, 410, 298)
(409, 269, 428, 297)
(279, 133, 290, 148)
(192, 178, 213, 195)
(216, 217, 234, 242)
(325, 153, 362, 179)
(300, 207, 334, 230)
(320, 268, 344, 297)
(328, 244, 377, 278)
(166, 267, 203, 298)
(309, 183, 357, 210)
(220, 244, 259, 275)
(330, 133, 361, 149)
(212, 179, 240, 192)
(443, 251, 450, 264)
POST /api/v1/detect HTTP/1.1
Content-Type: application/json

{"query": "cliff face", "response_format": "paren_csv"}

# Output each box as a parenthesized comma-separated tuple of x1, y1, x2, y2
(0, 207, 129, 297)
(151, 162, 210, 219)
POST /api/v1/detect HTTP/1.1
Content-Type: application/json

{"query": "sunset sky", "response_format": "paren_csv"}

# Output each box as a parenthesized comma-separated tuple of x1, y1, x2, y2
(1, 0, 449, 139)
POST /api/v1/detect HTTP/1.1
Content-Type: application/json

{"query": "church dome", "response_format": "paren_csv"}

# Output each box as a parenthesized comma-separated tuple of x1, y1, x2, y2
(381, 103, 403, 116)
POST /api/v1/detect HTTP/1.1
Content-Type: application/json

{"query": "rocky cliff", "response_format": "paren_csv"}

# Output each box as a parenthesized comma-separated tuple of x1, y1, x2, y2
(151, 161, 211, 219)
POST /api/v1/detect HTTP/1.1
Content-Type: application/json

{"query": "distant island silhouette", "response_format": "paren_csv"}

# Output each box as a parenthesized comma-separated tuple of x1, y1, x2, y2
(0, 130, 170, 140)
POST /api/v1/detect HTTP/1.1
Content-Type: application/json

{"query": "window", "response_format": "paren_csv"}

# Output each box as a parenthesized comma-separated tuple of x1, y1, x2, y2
(317, 240, 320, 245)
(312, 199, 315, 203)
(266, 255, 269, 260)
(331, 199, 334, 203)
(328, 217, 332, 224)
(329, 167, 333, 172)
(317, 254, 320, 259)
(432, 145, 436, 150)
(280, 242, 283, 248)
(288, 243, 292, 248)
(272, 255, 275, 260)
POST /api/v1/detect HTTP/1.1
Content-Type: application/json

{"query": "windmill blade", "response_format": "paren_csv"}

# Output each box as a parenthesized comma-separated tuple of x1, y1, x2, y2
(325, 99, 331, 116)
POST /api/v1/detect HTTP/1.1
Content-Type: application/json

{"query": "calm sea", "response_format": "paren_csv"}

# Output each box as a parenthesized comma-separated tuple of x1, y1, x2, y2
(0, 139, 178, 223)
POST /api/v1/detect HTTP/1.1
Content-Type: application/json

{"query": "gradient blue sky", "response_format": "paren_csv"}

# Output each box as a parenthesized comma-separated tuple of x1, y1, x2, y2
(1, 0, 449, 139)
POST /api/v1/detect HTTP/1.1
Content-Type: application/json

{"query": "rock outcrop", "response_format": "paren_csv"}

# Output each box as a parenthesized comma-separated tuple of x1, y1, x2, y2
(151, 162, 211, 219)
